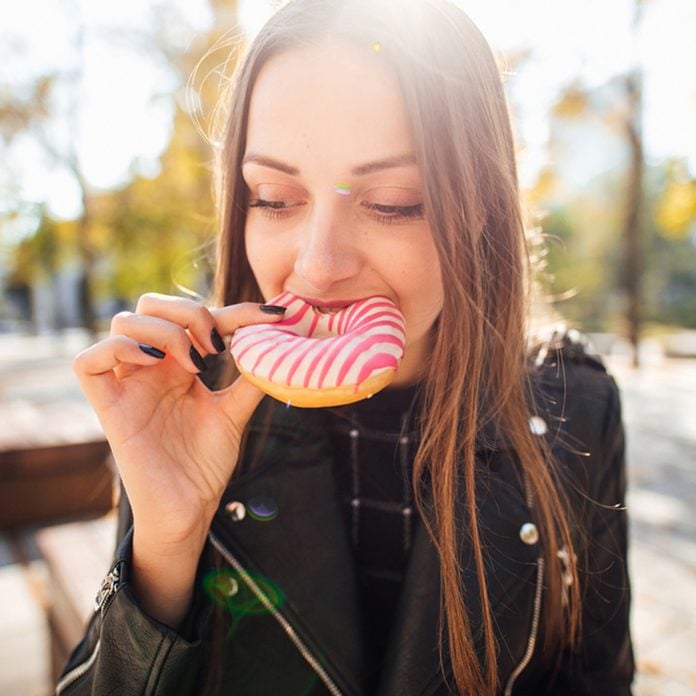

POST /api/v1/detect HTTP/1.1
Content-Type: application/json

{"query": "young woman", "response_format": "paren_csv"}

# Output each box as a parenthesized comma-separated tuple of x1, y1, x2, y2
(59, 0, 633, 693)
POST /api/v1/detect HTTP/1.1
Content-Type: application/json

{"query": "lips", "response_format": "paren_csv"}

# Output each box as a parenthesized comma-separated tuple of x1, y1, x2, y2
(294, 294, 358, 313)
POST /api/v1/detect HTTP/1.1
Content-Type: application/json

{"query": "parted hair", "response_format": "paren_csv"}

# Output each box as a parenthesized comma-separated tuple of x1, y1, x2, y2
(211, 0, 580, 693)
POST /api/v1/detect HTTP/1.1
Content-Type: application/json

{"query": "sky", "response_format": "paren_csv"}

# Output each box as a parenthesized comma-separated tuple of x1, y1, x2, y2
(1, 0, 694, 228)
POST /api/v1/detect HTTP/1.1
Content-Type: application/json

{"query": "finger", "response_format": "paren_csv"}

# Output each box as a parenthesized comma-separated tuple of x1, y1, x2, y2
(135, 293, 226, 356)
(111, 311, 207, 374)
(211, 302, 287, 338)
(73, 336, 167, 410)
(216, 374, 267, 433)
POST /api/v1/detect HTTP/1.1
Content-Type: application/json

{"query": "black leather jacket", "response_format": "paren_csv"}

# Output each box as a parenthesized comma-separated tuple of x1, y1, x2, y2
(55, 337, 634, 695)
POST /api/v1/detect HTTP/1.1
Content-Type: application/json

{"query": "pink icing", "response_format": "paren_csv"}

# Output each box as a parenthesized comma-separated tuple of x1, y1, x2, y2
(230, 293, 406, 391)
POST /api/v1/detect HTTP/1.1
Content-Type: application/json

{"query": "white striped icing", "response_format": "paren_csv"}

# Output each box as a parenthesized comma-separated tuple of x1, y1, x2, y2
(230, 293, 406, 390)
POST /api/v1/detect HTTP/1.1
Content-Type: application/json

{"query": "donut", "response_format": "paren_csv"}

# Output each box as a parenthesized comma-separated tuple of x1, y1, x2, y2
(230, 292, 406, 407)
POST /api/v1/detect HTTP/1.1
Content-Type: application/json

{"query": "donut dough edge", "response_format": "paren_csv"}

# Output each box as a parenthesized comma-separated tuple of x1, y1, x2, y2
(238, 368, 397, 408)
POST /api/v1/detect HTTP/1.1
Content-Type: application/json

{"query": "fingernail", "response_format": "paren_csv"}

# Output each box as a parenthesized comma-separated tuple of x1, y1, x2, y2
(189, 345, 208, 372)
(260, 304, 287, 315)
(210, 327, 226, 353)
(139, 344, 165, 359)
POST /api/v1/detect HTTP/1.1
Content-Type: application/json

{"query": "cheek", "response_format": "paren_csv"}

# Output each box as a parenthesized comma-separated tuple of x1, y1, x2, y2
(404, 239, 443, 301)
(385, 238, 443, 333)
(244, 227, 263, 274)
(244, 224, 290, 294)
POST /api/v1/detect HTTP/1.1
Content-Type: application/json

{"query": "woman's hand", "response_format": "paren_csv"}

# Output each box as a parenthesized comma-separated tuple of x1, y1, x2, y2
(73, 293, 284, 553)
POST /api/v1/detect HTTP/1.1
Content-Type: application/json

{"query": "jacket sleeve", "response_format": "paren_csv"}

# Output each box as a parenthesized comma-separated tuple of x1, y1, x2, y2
(559, 374, 634, 694)
(526, 361, 635, 695)
(54, 487, 213, 695)
(515, 334, 635, 695)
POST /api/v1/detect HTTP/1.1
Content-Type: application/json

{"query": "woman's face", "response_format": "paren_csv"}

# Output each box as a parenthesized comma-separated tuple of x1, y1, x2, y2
(242, 39, 443, 386)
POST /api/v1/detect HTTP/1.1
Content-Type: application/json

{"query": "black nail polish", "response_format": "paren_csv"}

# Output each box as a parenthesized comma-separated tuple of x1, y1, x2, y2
(189, 346, 208, 372)
(139, 344, 166, 359)
(260, 304, 287, 315)
(211, 328, 226, 353)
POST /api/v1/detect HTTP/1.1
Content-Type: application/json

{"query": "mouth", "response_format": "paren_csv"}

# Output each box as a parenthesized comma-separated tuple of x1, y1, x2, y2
(313, 306, 341, 315)
(295, 294, 357, 314)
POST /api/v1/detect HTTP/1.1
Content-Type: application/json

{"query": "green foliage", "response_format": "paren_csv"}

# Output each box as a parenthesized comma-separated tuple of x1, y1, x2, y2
(538, 159, 696, 331)
(6, 211, 78, 285)
(96, 107, 218, 304)
(3, 1, 238, 319)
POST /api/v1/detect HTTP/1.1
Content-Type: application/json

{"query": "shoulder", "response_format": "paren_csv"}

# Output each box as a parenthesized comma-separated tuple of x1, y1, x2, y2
(530, 329, 615, 394)
(528, 330, 625, 503)
(529, 329, 621, 436)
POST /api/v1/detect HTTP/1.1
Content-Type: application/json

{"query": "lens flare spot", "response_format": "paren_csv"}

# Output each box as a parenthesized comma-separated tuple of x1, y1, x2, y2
(203, 569, 284, 616)
(371, 42, 382, 52)
(248, 495, 279, 522)
(334, 182, 351, 196)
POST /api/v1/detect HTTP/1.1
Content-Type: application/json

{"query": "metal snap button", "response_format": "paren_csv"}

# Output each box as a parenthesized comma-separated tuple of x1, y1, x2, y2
(528, 416, 548, 436)
(248, 495, 279, 522)
(225, 501, 246, 521)
(519, 522, 539, 545)
(226, 578, 239, 597)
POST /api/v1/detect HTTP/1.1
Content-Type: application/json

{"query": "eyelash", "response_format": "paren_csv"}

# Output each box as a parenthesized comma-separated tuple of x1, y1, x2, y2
(248, 199, 293, 221)
(248, 199, 424, 224)
(364, 202, 424, 224)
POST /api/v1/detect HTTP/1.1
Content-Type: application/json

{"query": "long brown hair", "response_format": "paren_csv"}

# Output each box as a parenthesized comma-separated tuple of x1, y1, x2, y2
(211, 0, 579, 692)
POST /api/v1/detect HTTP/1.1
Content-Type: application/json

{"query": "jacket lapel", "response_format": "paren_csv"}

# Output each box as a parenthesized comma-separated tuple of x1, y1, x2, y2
(377, 449, 540, 695)
(211, 402, 371, 695)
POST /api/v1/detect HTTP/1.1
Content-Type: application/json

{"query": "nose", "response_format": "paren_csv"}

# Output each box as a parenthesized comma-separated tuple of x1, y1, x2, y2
(293, 206, 363, 292)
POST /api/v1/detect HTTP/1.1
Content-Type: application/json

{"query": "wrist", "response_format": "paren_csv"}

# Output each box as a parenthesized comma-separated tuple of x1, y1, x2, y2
(131, 509, 213, 559)
(131, 530, 204, 630)
(132, 524, 207, 567)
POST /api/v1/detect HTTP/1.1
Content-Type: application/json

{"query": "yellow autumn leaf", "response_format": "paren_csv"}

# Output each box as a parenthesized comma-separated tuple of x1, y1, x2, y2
(655, 181, 696, 239)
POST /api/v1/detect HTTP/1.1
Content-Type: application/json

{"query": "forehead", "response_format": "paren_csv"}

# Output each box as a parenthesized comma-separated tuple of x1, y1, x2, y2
(245, 39, 415, 166)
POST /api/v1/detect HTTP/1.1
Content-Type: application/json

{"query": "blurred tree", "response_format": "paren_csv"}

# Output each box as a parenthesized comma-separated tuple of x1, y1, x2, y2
(0, 5, 99, 331)
(535, 158, 696, 333)
(619, 0, 647, 367)
(532, 0, 660, 363)
(2, 0, 242, 327)
(97, 0, 242, 306)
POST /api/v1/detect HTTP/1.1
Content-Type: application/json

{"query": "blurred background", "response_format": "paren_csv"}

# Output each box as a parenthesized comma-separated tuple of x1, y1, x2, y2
(0, 0, 694, 694)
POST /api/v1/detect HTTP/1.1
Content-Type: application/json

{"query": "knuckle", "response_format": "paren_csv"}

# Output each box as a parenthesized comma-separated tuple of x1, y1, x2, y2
(212, 302, 243, 323)
(166, 326, 190, 352)
(113, 335, 134, 350)
(135, 292, 161, 312)
(193, 303, 212, 325)
(111, 311, 133, 330)
(72, 350, 87, 372)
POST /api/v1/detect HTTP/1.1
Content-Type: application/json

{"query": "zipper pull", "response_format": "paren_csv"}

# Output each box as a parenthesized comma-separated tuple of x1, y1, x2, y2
(556, 546, 576, 606)
(94, 565, 121, 614)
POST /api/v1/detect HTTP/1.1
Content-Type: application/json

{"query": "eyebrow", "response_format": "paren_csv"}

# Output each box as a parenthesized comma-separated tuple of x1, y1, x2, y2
(241, 152, 417, 177)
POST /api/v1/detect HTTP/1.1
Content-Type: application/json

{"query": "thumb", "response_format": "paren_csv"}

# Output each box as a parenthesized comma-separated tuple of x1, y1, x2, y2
(217, 374, 267, 433)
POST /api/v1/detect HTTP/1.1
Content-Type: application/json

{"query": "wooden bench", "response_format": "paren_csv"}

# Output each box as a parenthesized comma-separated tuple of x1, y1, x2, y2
(34, 513, 118, 682)
(0, 400, 114, 529)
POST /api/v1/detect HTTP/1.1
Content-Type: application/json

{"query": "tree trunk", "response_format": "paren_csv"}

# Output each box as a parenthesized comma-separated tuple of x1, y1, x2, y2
(622, 70, 643, 368)
(76, 186, 98, 335)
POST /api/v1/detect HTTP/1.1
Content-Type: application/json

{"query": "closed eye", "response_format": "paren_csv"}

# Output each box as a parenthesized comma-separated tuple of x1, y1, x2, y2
(248, 198, 305, 220)
(361, 202, 424, 224)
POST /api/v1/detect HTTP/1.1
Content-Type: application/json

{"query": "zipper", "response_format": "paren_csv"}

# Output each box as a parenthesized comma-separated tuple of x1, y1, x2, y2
(208, 531, 344, 696)
(54, 561, 123, 694)
(503, 555, 544, 696)
(504, 471, 543, 695)
(94, 565, 121, 614)
(54, 639, 101, 695)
